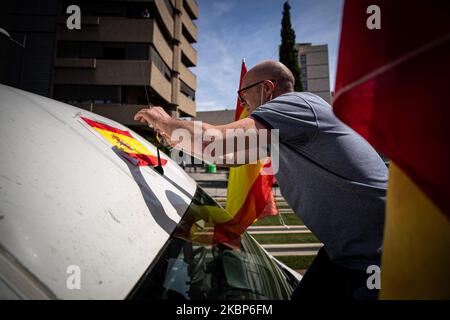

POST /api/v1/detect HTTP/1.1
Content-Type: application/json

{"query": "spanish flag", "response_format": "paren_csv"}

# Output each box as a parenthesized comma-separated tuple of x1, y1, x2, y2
(213, 60, 278, 245)
(81, 116, 167, 167)
(334, 0, 450, 298)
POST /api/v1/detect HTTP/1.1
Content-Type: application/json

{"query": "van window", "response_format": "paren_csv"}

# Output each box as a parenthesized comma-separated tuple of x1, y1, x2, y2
(128, 187, 297, 300)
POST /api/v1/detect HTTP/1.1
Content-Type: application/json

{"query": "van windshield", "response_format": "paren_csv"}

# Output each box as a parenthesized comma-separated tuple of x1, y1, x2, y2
(128, 186, 297, 300)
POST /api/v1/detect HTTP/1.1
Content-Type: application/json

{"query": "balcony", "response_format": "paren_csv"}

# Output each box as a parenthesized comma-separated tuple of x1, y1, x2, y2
(184, 0, 199, 20)
(54, 60, 172, 104)
(180, 35, 197, 66)
(57, 17, 153, 43)
(154, 0, 175, 38)
(178, 90, 196, 117)
(179, 63, 196, 91)
(181, 5, 198, 42)
(149, 62, 172, 103)
(152, 20, 173, 68)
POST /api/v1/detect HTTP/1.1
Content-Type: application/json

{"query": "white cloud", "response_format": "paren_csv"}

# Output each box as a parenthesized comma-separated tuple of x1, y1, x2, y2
(210, 1, 237, 17)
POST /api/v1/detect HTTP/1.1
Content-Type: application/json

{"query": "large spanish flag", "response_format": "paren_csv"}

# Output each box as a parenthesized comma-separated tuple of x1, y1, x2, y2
(334, 0, 450, 298)
(81, 116, 167, 167)
(213, 60, 278, 245)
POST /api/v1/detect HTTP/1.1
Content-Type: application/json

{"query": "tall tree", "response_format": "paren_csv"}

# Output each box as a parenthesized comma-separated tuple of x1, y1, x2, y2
(279, 1, 303, 92)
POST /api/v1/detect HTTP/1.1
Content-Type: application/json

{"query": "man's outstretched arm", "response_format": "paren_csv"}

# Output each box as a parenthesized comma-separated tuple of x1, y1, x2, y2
(134, 107, 270, 166)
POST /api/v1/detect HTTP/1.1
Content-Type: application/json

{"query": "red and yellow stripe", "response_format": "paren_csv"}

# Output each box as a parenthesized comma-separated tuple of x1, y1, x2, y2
(213, 60, 278, 245)
(81, 117, 167, 167)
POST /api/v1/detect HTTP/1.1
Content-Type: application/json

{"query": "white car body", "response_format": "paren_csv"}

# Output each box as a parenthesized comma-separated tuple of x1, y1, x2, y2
(0, 84, 300, 300)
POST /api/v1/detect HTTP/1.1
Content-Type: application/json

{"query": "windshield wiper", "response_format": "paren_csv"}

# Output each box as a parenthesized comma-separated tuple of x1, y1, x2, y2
(154, 147, 164, 175)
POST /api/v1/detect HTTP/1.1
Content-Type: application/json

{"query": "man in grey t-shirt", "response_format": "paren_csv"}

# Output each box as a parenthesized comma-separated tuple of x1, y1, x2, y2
(134, 60, 388, 300)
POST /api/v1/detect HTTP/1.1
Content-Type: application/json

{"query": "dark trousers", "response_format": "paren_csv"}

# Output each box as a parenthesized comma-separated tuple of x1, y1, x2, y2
(291, 248, 379, 300)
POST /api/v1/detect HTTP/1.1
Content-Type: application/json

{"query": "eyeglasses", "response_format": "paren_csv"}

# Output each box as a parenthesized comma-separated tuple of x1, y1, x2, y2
(237, 79, 275, 104)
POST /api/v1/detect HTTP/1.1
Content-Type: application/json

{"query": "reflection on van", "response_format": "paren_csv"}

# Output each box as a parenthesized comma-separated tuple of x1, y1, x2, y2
(130, 187, 297, 300)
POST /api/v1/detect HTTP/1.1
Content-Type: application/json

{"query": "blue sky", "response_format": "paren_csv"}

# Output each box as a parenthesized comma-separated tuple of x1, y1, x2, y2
(193, 0, 344, 111)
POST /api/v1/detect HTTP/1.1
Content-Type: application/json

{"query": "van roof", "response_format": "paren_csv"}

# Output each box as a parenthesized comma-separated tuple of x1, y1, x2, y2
(0, 84, 197, 299)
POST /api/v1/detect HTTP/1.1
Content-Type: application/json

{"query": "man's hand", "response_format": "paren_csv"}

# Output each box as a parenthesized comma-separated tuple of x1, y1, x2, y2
(134, 107, 172, 134)
(133, 108, 270, 165)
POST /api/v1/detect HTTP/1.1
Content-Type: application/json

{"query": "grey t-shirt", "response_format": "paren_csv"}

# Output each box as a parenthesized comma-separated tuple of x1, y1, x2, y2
(250, 92, 387, 270)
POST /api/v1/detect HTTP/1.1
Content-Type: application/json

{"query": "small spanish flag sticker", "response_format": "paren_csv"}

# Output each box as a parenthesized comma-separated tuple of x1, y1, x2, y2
(81, 116, 167, 167)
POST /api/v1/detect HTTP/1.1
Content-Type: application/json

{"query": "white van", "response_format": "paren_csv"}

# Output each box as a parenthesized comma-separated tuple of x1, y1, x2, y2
(0, 84, 300, 300)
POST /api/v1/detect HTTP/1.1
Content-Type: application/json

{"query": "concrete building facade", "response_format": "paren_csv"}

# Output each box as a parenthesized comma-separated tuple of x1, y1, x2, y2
(0, 0, 59, 97)
(1, 0, 198, 129)
(295, 43, 331, 104)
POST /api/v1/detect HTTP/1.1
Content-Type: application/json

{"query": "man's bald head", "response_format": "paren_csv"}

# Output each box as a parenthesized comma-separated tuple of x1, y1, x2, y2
(245, 60, 295, 92)
(239, 60, 295, 113)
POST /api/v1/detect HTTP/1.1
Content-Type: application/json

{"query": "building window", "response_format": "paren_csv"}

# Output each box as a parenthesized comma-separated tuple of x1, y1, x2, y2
(60, 0, 155, 19)
(301, 66, 307, 78)
(300, 54, 307, 65)
(57, 41, 79, 58)
(103, 47, 126, 60)
(182, 25, 196, 44)
(164, 0, 175, 16)
(57, 41, 149, 60)
(150, 46, 172, 82)
(66, 1, 126, 17)
(79, 42, 102, 59)
(180, 80, 195, 101)
(181, 52, 194, 68)
(125, 44, 149, 60)
(183, 0, 197, 20)
(53, 85, 120, 104)
(301, 81, 308, 91)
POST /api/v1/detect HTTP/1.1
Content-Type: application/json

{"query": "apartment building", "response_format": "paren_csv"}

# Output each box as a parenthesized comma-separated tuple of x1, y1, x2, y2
(1, 0, 199, 129)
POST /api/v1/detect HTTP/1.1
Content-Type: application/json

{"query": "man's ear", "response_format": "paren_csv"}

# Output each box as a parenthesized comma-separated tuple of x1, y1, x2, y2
(264, 80, 275, 97)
